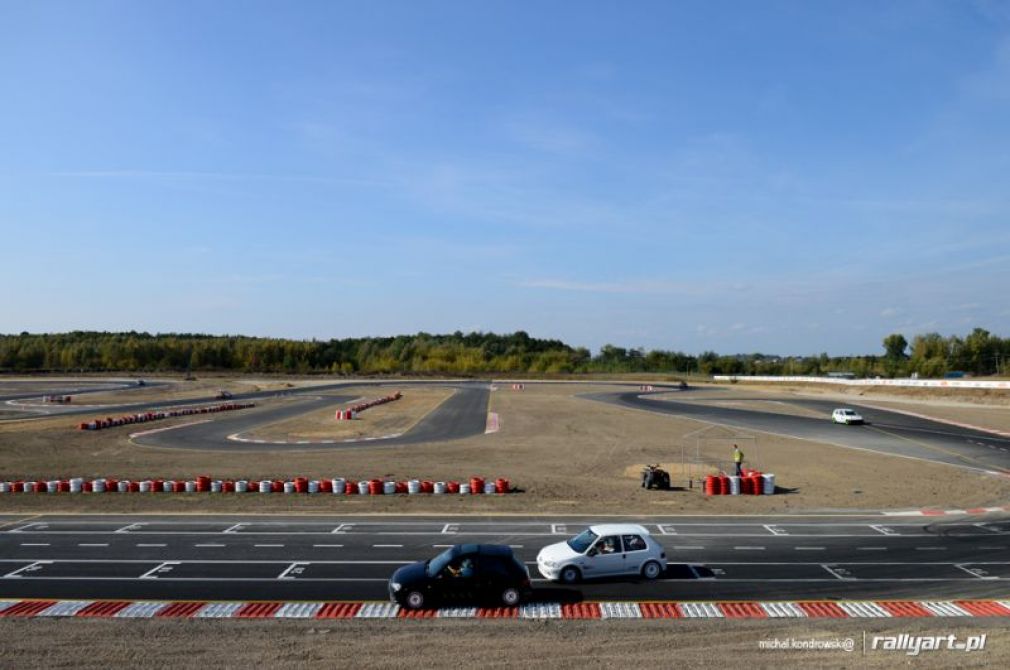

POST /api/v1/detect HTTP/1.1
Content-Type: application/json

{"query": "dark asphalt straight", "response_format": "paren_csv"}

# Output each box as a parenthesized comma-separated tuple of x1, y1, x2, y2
(586, 391, 1010, 473)
(1, 514, 1008, 602)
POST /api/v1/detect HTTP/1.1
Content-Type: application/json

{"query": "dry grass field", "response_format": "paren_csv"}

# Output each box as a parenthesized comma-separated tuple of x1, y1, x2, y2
(0, 618, 1005, 669)
(0, 380, 1007, 515)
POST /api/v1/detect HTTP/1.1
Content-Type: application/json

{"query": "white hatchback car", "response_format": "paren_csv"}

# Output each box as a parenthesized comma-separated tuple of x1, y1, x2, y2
(832, 408, 864, 425)
(536, 524, 667, 583)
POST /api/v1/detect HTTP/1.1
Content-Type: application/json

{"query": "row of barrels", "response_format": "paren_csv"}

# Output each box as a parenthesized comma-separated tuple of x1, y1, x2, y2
(704, 472, 776, 496)
(0, 475, 513, 495)
(77, 403, 255, 431)
(336, 392, 402, 420)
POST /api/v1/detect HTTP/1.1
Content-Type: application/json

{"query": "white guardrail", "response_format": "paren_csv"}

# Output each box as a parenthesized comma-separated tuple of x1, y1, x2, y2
(712, 375, 1010, 389)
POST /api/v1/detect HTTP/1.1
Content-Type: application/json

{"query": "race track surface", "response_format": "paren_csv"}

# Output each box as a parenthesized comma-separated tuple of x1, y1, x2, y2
(2, 514, 1008, 602)
(586, 390, 1010, 473)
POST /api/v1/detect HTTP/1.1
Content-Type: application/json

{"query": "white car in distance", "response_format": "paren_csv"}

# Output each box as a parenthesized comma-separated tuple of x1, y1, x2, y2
(536, 524, 667, 583)
(832, 408, 864, 425)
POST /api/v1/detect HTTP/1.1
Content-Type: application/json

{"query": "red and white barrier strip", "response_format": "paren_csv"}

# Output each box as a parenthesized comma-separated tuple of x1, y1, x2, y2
(0, 475, 514, 495)
(485, 412, 500, 434)
(713, 375, 1010, 390)
(336, 392, 402, 420)
(1, 599, 1008, 619)
(78, 403, 254, 431)
(883, 504, 1010, 517)
(856, 403, 1010, 438)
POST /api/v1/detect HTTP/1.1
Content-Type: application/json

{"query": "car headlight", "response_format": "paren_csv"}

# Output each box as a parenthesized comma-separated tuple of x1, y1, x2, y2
(541, 560, 557, 568)
(390, 582, 402, 592)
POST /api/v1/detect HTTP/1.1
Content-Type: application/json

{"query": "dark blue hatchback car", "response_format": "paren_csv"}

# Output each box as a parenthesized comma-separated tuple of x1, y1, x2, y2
(389, 544, 532, 610)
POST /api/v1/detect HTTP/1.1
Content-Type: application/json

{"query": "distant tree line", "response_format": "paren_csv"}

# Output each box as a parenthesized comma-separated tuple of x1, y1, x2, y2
(0, 328, 1006, 377)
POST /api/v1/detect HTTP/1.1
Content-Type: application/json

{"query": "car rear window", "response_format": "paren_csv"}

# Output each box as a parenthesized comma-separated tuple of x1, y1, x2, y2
(623, 534, 647, 551)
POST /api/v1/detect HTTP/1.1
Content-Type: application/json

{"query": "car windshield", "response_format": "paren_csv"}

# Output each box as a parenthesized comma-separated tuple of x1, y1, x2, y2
(567, 529, 598, 553)
(426, 547, 457, 577)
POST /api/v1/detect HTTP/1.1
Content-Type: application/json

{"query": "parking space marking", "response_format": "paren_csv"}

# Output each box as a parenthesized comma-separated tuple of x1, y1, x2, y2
(551, 524, 567, 535)
(821, 565, 852, 580)
(657, 525, 677, 535)
(222, 524, 245, 534)
(4, 561, 51, 578)
(114, 524, 143, 534)
(332, 524, 352, 534)
(764, 525, 788, 536)
(277, 562, 310, 579)
(955, 564, 998, 580)
(441, 524, 458, 534)
(870, 525, 898, 536)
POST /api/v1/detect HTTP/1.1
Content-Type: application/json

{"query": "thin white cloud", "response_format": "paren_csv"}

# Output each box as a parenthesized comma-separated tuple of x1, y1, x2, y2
(49, 170, 386, 187)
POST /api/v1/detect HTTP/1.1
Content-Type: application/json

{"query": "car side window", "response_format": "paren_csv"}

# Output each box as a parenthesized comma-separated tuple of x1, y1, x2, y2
(622, 534, 647, 552)
(595, 536, 622, 555)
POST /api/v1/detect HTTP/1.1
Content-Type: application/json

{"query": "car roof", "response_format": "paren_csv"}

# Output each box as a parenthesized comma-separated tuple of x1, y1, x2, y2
(450, 544, 515, 557)
(834, 408, 858, 412)
(588, 523, 651, 536)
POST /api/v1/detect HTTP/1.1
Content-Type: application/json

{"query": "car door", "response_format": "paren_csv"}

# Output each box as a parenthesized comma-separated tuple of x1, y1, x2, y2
(586, 536, 625, 577)
(621, 534, 649, 575)
(437, 555, 478, 604)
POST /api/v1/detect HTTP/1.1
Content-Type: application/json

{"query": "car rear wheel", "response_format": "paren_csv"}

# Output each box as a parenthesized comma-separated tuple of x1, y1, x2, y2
(501, 587, 521, 607)
(559, 566, 581, 584)
(641, 560, 662, 580)
(405, 591, 425, 610)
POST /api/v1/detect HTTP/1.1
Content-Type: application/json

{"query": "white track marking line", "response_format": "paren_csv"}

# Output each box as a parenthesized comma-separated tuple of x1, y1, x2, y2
(254, 544, 284, 548)
(794, 547, 825, 551)
(129, 419, 211, 438)
(821, 564, 850, 580)
(222, 524, 245, 534)
(139, 561, 177, 579)
(114, 524, 143, 534)
(657, 525, 677, 535)
(763, 525, 788, 536)
(733, 546, 765, 550)
(870, 525, 898, 535)
(312, 544, 343, 548)
(673, 546, 705, 550)
(78, 543, 108, 547)
(433, 544, 454, 548)
(194, 543, 225, 548)
(857, 547, 887, 551)
(974, 523, 1002, 533)
(332, 524, 351, 534)
(441, 524, 458, 534)
(954, 564, 998, 580)
(4, 561, 51, 578)
(19, 543, 49, 547)
(136, 544, 166, 548)
(551, 524, 566, 535)
(372, 544, 403, 548)
(277, 562, 309, 580)
(915, 547, 947, 551)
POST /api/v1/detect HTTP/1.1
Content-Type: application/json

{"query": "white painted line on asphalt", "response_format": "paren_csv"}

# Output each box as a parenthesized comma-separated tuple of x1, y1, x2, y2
(312, 544, 343, 548)
(551, 524, 567, 535)
(764, 525, 787, 536)
(870, 525, 898, 536)
(373, 544, 403, 548)
(277, 562, 309, 580)
(78, 543, 109, 547)
(139, 561, 177, 579)
(673, 546, 705, 550)
(441, 524, 458, 534)
(657, 525, 677, 535)
(433, 544, 454, 548)
(974, 523, 1002, 533)
(332, 524, 351, 534)
(254, 544, 284, 548)
(733, 546, 766, 550)
(136, 544, 166, 548)
(954, 564, 998, 580)
(821, 565, 851, 580)
(114, 524, 143, 534)
(194, 544, 225, 548)
(978, 546, 1007, 550)
(4, 561, 51, 578)
(794, 547, 825, 551)
(19, 543, 50, 547)
(223, 524, 245, 534)
(7, 523, 43, 533)
(915, 547, 947, 551)
(857, 547, 887, 551)
(509, 545, 524, 549)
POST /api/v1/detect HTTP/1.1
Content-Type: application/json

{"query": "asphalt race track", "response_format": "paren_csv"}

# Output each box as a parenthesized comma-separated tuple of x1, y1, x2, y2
(1, 514, 1009, 602)
(587, 390, 1010, 473)
(130, 382, 490, 451)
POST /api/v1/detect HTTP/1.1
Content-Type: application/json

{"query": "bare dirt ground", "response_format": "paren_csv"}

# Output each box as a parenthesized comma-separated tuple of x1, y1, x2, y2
(1, 381, 1007, 515)
(0, 618, 1005, 669)
(243, 387, 453, 441)
(73, 378, 318, 405)
(653, 389, 828, 420)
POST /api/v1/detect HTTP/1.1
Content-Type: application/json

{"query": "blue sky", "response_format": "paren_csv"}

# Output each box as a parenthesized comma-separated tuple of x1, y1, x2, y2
(2, 1, 1009, 355)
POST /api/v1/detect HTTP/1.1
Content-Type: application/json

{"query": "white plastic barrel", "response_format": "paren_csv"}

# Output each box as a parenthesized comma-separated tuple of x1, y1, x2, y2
(308, 480, 320, 494)
(331, 478, 345, 494)
(236, 480, 248, 493)
(483, 481, 496, 495)
(162, 481, 174, 493)
(184, 480, 196, 493)
(763, 473, 775, 495)
(433, 482, 447, 495)
(383, 481, 396, 495)
(259, 480, 272, 493)
(459, 483, 471, 495)
(211, 481, 222, 493)
(728, 475, 740, 495)
(139, 481, 151, 493)
(357, 480, 369, 495)
(117, 480, 128, 493)
(0, 482, 8, 493)
(92, 479, 106, 493)
(70, 478, 83, 493)
(283, 481, 295, 494)
(47, 481, 58, 494)
(407, 479, 421, 495)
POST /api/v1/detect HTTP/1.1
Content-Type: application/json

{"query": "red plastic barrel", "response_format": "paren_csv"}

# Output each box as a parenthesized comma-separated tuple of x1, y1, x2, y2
(395, 481, 408, 494)
(223, 481, 235, 493)
(717, 475, 729, 495)
(469, 477, 485, 494)
(173, 481, 185, 493)
(271, 480, 283, 493)
(368, 479, 383, 495)
(704, 475, 717, 495)
(128, 481, 140, 493)
(105, 479, 118, 493)
(152, 479, 163, 492)
(420, 480, 434, 494)
(446, 481, 460, 493)
(740, 477, 752, 495)
(345, 479, 357, 495)
(295, 477, 309, 493)
(196, 476, 211, 492)
(83, 481, 93, 493)
(320, 479, 333, 493)
(59, 480, 70, 493)
(495, 478, 510, 494)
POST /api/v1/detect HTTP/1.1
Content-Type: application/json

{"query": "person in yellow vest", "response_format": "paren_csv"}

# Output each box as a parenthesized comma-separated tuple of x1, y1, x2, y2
(732, 444, 744, 477)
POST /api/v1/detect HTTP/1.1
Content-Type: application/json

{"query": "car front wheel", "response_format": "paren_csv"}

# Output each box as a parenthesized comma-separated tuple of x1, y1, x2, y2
(641, 560, 662, 580)
(405, 591, 425, 610)
(559, 566, 581, 584)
